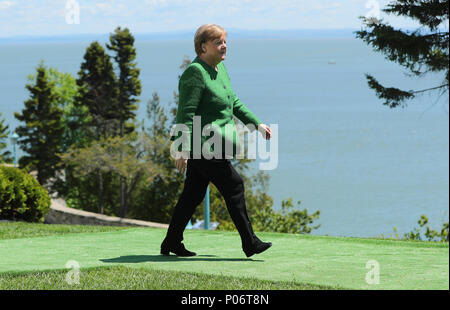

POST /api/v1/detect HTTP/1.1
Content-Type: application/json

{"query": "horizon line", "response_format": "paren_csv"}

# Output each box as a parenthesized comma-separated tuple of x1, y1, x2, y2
(0, 27, 379, 40)
(0, 25, 430, 40)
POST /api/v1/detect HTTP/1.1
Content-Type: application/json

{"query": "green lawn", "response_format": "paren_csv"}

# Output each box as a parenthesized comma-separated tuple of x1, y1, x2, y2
(0, 265, 337, 290)
(0, 221, 129, 240)
(0, 222, 448, 290)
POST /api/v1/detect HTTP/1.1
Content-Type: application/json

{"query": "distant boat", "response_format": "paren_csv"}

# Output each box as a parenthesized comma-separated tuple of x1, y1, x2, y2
(328, 60, 336, 64)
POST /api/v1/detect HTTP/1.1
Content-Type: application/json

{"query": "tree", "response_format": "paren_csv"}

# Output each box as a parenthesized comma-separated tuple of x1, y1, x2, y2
(130, 57, 201, 222)
(74, 41, 120, 213)
(106, 26, 142, 218)
(128, 92, 185, 222)
(106, 26, 142, 136)
(59, 132, 164, 217)
(47, 68, 87, 152)
(75, 41, 120, 140)
(26, 67, 87, 196)
(0, 112, 12, 164)
(355, 0, 449, 108)
(14, 60, 64, 188)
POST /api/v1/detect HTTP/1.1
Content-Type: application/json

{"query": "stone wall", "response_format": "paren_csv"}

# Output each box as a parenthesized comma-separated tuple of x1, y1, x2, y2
(45, 198, 168, 228)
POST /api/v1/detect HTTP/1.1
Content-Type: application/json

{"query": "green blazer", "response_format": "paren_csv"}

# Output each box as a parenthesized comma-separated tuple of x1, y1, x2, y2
(170, 56, 262, 158)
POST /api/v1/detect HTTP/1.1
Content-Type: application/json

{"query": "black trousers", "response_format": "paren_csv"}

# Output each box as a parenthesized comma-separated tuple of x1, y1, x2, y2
(163, 157, 257, 249)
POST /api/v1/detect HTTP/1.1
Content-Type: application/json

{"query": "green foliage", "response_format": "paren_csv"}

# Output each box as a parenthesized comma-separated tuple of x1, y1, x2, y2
(251, 198, 321, 234)
(204, 183, 321, 234)
(48, 68, 87, 152)
(106, 26, 142, 136)
(128, 92, 185, 223)
(59, 132, 164, 216)
(0, 112, 12, 164)
(27, 67, 85, 152)
(75, 41, 120, 140)
(106, 27, 142, 218)
(61, 170, 120, 216)
(14, 60, 64, 187)
(364, 73, 415, 108)
(26, 67, 87, 197)
(383, 214, 449, 242)
(354, 0, 449, 108)
(402, 214, 448, 242)
(0, 166, 51, 223)
(64, 41, 122, 215)
(126, 58, 189, 223)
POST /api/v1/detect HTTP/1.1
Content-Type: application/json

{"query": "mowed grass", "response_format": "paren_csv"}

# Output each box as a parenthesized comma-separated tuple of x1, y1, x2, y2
(0, 221, 129, 240)
(0, 222, 339, 290)
(0, 265, 339, 290)
(1, 222, 447, 290)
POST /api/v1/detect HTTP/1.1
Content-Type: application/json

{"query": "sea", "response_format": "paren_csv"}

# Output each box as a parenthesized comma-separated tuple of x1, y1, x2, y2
(1, 33, 448, 238)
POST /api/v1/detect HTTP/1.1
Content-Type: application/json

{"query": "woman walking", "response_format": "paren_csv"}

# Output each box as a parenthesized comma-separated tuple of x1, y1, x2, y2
(161, 24, 273, 258)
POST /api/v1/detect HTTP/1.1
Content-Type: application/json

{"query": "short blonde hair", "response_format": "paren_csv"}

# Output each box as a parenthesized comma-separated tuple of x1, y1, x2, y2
(194, 24, 227, 56)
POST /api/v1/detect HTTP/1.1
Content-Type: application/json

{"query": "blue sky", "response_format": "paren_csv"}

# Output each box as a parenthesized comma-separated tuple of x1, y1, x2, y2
(0, 0, 446, 38)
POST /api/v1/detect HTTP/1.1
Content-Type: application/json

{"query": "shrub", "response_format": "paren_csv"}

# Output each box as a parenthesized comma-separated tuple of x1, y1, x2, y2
(0, 166, 51, 222)
(401, 214, 448, 242)
(251, 197, 321, 234)
(382, 214, 449, 242)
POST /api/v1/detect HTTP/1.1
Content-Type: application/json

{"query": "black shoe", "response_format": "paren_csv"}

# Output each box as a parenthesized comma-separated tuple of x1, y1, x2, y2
(243, 238, 272, 258)
(160, 241, 196, 257)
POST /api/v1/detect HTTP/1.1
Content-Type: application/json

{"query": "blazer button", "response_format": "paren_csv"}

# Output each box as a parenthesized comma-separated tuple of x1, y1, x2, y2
(227, 95, 230, 99)
(224, 85, 227, 89)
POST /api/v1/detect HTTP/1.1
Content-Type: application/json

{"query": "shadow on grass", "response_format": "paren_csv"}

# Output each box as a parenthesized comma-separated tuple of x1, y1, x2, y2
(100, 255, 263, 263)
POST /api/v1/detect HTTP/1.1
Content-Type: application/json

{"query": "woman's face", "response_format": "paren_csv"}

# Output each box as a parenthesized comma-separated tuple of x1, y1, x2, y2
(202, 33, 227, 63)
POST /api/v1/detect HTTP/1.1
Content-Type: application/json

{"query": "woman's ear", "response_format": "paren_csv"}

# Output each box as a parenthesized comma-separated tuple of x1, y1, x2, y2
(201, 42, 207, 54)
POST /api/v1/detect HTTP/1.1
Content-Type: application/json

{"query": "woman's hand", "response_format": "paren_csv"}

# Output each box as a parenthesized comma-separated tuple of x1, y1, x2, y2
(258, 124, 272, 140)
(174, 151, 189, 174)
(175, 158, 188, 174)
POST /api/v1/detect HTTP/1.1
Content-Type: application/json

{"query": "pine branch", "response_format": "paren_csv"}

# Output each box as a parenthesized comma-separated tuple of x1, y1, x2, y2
(411, 83, 449, 94)
(383, 0, 449, 31)
(355, 19, 448, 75)
(365, 74, 415, 108)
(355, 1, 449, 108)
